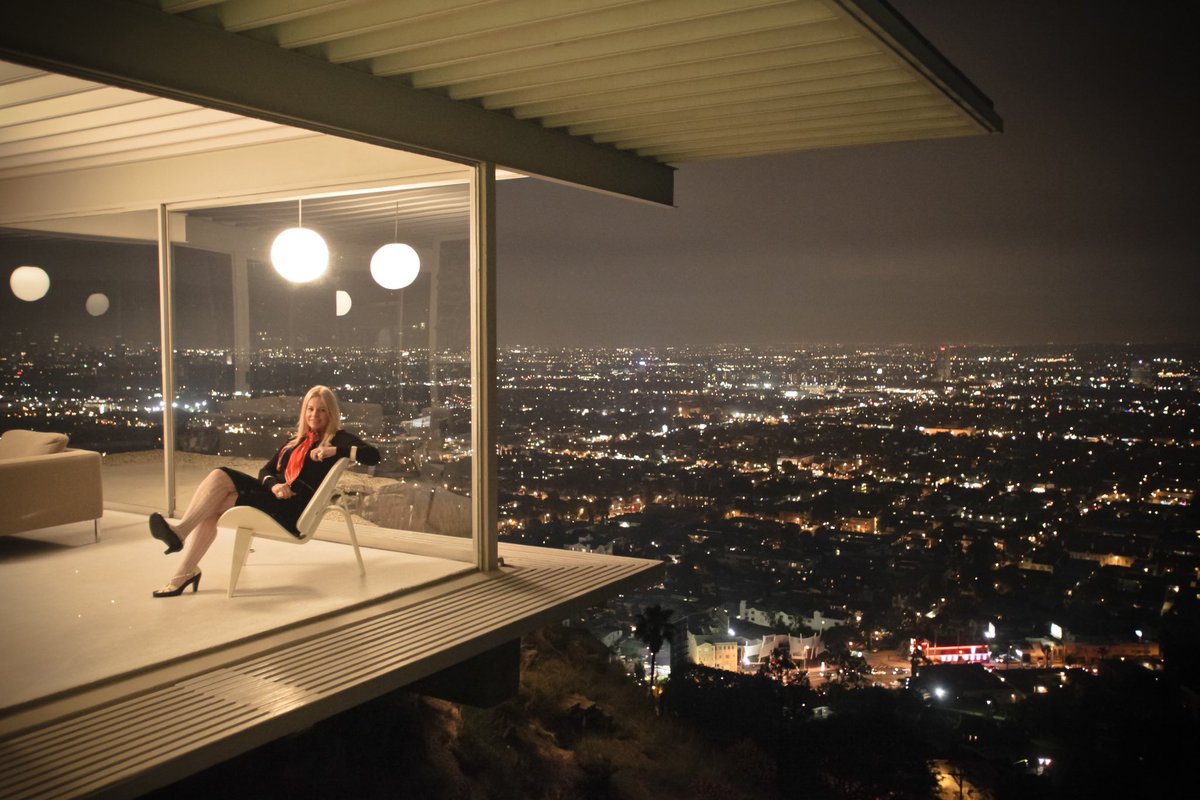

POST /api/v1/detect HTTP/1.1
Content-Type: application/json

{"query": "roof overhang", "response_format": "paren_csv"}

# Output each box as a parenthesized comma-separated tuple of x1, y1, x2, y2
(2, 0, 674, 205)
(3, 0, 1001, 208)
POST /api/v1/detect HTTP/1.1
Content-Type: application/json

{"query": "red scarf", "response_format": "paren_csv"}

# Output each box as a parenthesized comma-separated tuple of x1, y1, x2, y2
(281, 432, 317, 486)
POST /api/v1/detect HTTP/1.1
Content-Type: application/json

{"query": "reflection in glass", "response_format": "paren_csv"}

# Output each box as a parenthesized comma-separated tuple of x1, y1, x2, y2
(0, 214, 163, 508)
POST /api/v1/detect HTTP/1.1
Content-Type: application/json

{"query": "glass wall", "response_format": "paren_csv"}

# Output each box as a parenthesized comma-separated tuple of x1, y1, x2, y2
(167, 184, 474, 549)
(0, 211, 164, 508)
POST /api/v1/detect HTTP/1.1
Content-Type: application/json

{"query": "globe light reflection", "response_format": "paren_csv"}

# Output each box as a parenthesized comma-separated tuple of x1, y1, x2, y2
(85, 293, 110, 316)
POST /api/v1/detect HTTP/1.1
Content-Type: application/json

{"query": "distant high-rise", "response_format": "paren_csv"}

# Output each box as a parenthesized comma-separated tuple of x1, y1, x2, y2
(933, 347, 952, 383)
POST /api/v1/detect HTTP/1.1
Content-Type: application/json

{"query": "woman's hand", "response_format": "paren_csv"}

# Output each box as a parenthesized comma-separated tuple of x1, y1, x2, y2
(272, 482, 295, 500)
(310, 445, 336, 462)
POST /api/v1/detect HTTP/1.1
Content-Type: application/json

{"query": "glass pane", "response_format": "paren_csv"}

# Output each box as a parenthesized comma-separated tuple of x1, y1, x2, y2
(1, 212, 163, 508)
(169, 185, 473, 555)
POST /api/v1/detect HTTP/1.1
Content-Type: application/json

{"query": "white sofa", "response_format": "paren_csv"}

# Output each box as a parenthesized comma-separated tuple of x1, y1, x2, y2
(0, 430, 103, 540)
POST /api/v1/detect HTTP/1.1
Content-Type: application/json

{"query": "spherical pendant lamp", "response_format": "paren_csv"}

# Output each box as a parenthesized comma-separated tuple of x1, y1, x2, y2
(10, 265, 50, 301)
(370, 202, 420, 290)
(370, 242, 420, 290)
(336, 289, 353, 316)
(270, 199, 328, 283)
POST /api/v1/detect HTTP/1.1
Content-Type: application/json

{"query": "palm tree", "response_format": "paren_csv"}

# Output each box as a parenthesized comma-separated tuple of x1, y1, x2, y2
(634, 604, 676, 690)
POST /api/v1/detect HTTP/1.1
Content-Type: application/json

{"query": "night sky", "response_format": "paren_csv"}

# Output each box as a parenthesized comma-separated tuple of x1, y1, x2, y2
(495, 2, 1198, 348)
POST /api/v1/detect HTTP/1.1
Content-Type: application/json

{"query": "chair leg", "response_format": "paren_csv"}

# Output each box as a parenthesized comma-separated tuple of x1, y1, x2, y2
(228, 528, 254, 598)
(93, 518, 99, 543)
(343, 509, 366, 576)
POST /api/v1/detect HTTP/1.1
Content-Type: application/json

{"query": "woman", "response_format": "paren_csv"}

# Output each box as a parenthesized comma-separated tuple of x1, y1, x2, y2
(148, 385, 381, 597)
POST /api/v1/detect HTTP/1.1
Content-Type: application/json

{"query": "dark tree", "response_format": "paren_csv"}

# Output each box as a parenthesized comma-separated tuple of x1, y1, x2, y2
(757, 644, 798, 684)
(634, 604, 676, 691)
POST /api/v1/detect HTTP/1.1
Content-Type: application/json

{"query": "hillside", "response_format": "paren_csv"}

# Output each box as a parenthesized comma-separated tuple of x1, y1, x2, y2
(147, 624, 775, 799)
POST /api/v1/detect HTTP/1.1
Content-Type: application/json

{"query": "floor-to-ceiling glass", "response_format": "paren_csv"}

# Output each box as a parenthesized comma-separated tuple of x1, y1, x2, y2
(167, 184, 474, 557)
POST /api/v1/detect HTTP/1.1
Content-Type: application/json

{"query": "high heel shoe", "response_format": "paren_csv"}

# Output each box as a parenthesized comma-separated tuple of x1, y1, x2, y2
(149, 513, 182, 554)
(152, 570, 201, 597)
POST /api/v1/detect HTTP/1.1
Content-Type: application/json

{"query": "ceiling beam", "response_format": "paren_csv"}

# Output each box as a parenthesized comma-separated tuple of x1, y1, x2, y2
(1, 0, 675, 205)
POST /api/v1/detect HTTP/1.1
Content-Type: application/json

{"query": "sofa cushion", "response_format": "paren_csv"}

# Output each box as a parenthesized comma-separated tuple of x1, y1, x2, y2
(0, 429, 69, 458)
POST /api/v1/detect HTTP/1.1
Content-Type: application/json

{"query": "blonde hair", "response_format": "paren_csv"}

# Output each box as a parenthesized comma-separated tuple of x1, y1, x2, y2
(286, 385, 340, 449)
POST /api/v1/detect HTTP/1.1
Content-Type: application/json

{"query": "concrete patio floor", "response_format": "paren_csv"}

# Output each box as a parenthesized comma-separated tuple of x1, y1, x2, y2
(0, 511, 473, 712)
(0, 476, 662, 799)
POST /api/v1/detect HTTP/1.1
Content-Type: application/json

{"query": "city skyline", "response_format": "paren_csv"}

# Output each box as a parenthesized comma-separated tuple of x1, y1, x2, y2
(496, 2, 1197, 347)
(4, 337, 1196, 797)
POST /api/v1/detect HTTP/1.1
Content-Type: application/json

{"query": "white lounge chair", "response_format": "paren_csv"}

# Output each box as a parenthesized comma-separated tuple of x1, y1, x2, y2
(221, 457, 365, 597)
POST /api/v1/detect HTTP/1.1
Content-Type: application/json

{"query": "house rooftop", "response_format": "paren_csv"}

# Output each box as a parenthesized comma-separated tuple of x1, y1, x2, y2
(4, 0, 1001, 205)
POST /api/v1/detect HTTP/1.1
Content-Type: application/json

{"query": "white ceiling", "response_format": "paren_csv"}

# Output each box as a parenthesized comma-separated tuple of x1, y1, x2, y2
(0, 60, 315, 181)
(0, 60, 479, 238)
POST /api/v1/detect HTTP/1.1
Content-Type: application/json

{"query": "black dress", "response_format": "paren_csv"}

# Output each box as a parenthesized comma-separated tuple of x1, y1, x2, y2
(220, 429, 381, 535)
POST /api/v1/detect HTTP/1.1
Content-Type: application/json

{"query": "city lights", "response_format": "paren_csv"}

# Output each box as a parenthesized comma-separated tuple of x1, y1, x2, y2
(2, 341, 1188, 739)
